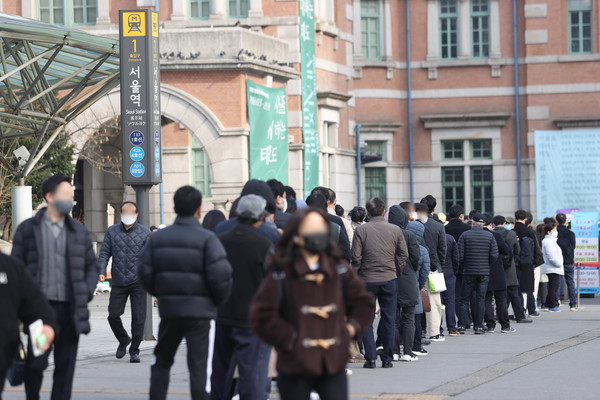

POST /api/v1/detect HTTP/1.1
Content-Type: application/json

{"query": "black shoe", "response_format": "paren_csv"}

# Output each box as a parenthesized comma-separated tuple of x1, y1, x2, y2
(116, 338, 131, 359)
(363, 361, 376, 369)
(485, 326, 495, 333)
(530, 311, 541, 317)
(517, 317, 533, 323)
(474, 327, 486, 335)
(382, 361, 394, 368)
(457, 327, 466, 335)
(421, 339, 432, 346)
(130, 353, 141, 363)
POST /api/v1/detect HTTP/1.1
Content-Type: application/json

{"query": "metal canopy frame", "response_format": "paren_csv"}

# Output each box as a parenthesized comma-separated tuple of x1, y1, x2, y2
(0, 13, 120, 181)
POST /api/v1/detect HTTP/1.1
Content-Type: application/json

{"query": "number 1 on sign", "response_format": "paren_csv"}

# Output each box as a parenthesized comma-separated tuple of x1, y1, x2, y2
(132, 39, 137, 53)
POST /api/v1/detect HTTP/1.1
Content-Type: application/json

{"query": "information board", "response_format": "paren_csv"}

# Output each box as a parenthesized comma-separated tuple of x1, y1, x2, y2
(246, 80, 288, 184)
(119, 9, 162, 185)
(572, 211, 599, 263)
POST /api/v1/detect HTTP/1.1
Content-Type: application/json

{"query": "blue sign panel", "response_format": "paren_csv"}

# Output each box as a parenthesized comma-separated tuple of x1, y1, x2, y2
(155, 162, 160, 177)
(129, 130, 144, 146)
(130, 162, 145, 177)
(130, 146, 145, 161)
(154, 146, 160, 161)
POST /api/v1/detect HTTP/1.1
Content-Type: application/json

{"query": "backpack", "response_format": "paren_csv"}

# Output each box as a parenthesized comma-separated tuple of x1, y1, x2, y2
(272, 263, 348, 312)
(517, 236, 535, 267)
(498, 230, 514, 269)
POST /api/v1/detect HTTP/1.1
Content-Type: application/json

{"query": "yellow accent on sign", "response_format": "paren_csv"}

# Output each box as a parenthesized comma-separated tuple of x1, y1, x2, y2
(122, 12, 145, 37)
(151, 12, 159, 37)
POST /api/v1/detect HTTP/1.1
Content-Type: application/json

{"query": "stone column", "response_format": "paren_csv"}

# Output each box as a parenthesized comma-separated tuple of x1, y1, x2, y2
(458, 0, 470, 60)
(249, 0, 263, 17)
(211, 0, 227, 19)
(490, 0, 501, 58)
(426, 0, 439, 61)
(171, 0, 187, 21)
(383, 0, 393, 61)
(353, 0, 362, 58)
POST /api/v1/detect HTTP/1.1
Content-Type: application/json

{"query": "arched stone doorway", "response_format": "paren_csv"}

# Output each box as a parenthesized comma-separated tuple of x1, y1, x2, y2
(67, 84, 248, 241)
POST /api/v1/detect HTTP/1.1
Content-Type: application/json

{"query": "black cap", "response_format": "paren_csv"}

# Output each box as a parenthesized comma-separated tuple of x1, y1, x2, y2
(240, 179, 277, 214)
(472, 213, 485, 223)
(41, 174, 71, 200)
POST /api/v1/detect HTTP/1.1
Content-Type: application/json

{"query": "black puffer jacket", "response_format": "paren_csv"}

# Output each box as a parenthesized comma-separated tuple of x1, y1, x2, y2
(11, 208, 99, 335)
(98, 222, 151, 287)
(138, 216, 233, 320)
(388, 206, 420, 307)
(457, 226, 499, 276)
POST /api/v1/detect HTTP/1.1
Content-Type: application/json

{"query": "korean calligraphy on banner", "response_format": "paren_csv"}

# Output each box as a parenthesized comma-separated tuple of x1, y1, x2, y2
(246, 79, 289, 184)
(299, 0, 319, 199)
(119, 9, 162, 185)
(535, 130, 600, 220)
(571, 211, 599, 263)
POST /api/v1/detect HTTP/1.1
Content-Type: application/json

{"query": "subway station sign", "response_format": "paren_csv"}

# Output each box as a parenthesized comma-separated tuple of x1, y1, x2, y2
(119, 9, 162, 185)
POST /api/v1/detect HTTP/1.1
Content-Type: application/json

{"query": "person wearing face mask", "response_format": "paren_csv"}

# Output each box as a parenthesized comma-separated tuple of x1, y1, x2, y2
(97, 201, 151, 363)
(11, 174, 99, 400)
(541, 222, 564, 312)
(250, 208, 374, 399)
(266, 179, 291, 229)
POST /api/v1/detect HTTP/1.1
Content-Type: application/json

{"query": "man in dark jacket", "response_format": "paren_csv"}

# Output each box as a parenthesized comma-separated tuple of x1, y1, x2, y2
(457, 214, 499, 334)
(139, 186, 233, 400)
(441, 233, 460, 336)
(98, 201, 151, 363)
(0, 253, 56, 396)
(445, 204, 471, 242)
(266, 179, 291, 229)
(352, 198, 408, 368)
(211, 195, 272, 400)
(387, 206, 421, 361)
(556, 213, 577, 310)
(513, 209, 542, 317)
(12, 174, 99, 400)
(494, 216, 532, 323)
(483, 215, 514, 333)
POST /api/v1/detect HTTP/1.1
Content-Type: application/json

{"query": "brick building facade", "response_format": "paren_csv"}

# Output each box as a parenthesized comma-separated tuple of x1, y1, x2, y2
(2, 0, 599, 240)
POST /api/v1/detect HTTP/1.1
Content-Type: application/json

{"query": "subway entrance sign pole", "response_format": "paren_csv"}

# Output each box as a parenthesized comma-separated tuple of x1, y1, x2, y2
(119, 9, 162, 340)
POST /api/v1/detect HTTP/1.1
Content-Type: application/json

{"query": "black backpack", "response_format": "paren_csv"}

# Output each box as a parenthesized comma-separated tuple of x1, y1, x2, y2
(517, 236, 535, 267)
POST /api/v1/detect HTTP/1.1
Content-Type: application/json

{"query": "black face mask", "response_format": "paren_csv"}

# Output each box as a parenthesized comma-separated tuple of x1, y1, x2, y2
(302, 233, 330, 255)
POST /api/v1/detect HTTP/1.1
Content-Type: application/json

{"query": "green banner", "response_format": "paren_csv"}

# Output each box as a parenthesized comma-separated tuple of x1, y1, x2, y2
(246, 79, 288, 184)
(299, 0, 319, 199)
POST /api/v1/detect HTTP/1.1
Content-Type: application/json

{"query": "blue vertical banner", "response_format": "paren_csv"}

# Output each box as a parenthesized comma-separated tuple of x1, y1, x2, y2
(299, 0, 319, 199)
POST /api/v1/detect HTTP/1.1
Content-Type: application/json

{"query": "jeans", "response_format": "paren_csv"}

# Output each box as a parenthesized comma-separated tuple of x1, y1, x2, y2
(485, 289, 509, 330)
(441, 275, 457, 331)
(277, 371, 347, 400)
(458, 275, 489, 329)
(150, 318, 211, 400)
(25, 302, 79, 400)
(362, 280, 397, 363)
(210, 325, 261, 400)
(546, 273, 560, 309)
(564, 265, 577, 307)
(107, 282, 147, 355)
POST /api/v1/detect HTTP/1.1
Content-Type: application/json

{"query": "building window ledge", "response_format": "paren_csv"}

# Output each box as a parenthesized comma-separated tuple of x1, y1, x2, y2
(353, 57, 395, 79)
(421, 56, 506, 79)
(317, 91, 352, 109)
(554, 117, 600, 129)
(421, 113, 510, 129)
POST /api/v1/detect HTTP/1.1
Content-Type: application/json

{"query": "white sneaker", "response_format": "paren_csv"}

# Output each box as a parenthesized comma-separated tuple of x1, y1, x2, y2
(570, 307, 578, 311)
(345, 368, 353, 376)
(400, 354, 419, 362)
(392, 354, 400, 361)
(310, 392, 320, 400)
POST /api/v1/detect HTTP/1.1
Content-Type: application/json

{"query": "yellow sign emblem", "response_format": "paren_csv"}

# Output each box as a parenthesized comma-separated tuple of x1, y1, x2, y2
(122, 12, 145, 37)
(151, 12, 159, 37)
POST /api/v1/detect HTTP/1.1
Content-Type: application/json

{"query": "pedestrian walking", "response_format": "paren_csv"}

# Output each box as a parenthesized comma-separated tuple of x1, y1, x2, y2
(0, 253, 56, 397)
(541, 222, 564, 312)
(556, 213, 577, 310)
(456, 214, 499, 334)
(139, 186, 233, 400)
(11, 174, 99, 400)
(210, 195, 273, 400)
(352, 198, 408, 368)
(98, 201, 151, 363)
(250, 208, 374, 400)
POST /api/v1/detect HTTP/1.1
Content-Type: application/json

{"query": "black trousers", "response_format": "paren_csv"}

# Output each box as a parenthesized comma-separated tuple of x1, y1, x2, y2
(546, 273, 560, 309)
(506, 285, 527, 320)
(107, 282, 147, 355)
(397, 306, 416, 357)
(25, 302, 79, 400)
(150, 318, 210, 400)
(210, 325, 261, 400)
(277, 371, 347, 400)
(0, 368, 6, 399)
(484, 290, 510, 330)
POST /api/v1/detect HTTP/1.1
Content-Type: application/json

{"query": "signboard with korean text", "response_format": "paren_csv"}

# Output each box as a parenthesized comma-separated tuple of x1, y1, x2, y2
(246, 80, 288, 184)
(299, 0, 319, 198)
(571, 211, 599, 263)
(574, 264, 600, 295)
(535, 130, 600, 220)
(119, 9, 162, 185)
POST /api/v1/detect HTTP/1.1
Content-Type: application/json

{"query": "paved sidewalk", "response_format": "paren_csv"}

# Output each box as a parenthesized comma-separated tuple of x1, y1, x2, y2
(4, 293, 600, 399)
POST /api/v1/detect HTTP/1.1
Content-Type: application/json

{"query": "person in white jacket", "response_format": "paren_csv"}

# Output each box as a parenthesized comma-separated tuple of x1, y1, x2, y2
(541, 222, 564, 312)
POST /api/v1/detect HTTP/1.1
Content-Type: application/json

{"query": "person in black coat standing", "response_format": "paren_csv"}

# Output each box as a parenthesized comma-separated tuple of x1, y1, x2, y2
(513, 210, 542, 317)
(444, 205, 472, 242)
(0, 253, 57, 396)
(556, 213, 577, 310)
(139, 186, 233, 400)
(211, 195, 273, 400)
(483, 215, 514, 333)
(11, 174, 99, 400)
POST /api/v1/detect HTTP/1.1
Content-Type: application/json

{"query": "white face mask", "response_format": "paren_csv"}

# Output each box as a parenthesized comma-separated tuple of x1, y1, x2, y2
(121, 215, 137, 226)
(282, 198, 288, 213)
(551, 231, 558, 238)
(411, 212, 418, 221)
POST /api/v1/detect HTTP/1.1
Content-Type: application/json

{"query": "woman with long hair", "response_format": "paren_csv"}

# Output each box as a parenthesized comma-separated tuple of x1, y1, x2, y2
(250, 208, 374, 400)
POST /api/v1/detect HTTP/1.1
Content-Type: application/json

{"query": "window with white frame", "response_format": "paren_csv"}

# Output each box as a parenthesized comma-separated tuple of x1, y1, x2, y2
(569, 0, 593, 54)
(471, 0, 490, 58)
(361, 0, 381, 60)
(39, 0, 97, 26)
(190, 0, 211, 19)
(440, 0, 458, 59)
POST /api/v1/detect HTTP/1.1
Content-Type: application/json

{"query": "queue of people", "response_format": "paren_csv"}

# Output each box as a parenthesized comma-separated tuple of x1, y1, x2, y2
(1, 174, 578, 400)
